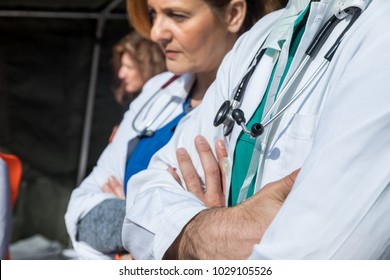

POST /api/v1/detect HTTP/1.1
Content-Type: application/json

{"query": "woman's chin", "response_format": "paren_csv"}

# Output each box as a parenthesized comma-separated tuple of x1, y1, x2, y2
(166, 61, 191, 75)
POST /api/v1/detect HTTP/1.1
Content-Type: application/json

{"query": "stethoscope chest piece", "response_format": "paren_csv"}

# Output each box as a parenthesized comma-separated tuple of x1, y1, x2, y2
(142, 130, 155, 137)
(214, 100, 235, 136)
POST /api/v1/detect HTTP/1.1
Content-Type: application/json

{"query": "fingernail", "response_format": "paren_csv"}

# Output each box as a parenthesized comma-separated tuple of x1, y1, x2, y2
(196, 135, 206, 145)
(177, 147, 186, 155)
(217, 140, 226, 150)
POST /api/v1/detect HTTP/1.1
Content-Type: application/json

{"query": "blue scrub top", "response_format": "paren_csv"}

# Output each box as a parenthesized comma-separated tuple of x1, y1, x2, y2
(123, 98, 191, 194)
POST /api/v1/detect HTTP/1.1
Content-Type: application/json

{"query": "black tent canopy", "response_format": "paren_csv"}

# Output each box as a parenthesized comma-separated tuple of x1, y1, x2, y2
(0, 0, 132, 245)
(0, 0, 125, 13)
(1, 0, 128, 183)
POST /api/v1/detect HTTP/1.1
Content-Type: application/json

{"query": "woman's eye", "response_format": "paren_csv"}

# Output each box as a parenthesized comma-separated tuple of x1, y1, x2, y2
(168, 12, 187, 21)
(148, 10, 156, 25)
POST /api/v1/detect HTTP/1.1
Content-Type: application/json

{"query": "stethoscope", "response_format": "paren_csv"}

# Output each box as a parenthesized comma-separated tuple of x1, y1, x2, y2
(214, 1, 369, 138)
(131, 74, 180, 137)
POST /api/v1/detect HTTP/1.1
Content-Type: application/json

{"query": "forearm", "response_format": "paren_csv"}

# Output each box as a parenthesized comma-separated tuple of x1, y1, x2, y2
(165, 172, 295, 260)
(165, 197, 268, 259)
(186, 207, 262, 259)
(77, 198, 126, 254)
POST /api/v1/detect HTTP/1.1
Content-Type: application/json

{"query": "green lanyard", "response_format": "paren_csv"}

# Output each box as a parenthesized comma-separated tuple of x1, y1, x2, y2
(229, 7, 309, 206)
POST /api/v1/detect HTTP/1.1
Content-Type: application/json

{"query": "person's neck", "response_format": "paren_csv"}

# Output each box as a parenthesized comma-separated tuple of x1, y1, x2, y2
(190, 71, 217, 108)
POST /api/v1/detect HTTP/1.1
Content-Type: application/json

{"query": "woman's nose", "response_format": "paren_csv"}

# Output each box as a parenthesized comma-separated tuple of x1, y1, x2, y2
(150, 16, 171, 45)
(118, 66, 126, 79)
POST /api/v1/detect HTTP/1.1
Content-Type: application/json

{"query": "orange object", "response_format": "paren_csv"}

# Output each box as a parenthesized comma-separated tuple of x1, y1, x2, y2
(0, 153, 22, 207)
(1, 153, 22, 259)
(114, 253, 133, 260)
(1, 153, 22, 260)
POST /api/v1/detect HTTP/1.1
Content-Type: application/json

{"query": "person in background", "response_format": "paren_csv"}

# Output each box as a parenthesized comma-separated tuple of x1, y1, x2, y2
(122, 0, 390, 260)
(65, 0, 287, 259)
(108, 32, 166, 143)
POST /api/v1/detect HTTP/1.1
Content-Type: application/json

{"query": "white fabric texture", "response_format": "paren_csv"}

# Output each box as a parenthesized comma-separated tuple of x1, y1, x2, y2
(122, 0, 390, 260)
(65, 72, 195, 259)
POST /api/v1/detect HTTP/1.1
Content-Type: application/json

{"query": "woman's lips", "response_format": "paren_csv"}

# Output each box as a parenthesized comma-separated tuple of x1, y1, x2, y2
(165, 50, 179, 59)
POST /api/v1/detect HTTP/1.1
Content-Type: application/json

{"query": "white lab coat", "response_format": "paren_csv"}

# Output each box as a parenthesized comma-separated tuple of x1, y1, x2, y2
(123, 0, 390, 259)
(64, 72, 195, 259)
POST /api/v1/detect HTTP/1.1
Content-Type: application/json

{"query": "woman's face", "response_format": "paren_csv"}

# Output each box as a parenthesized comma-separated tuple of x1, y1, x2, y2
(118, 53, 145, 94)
(148, 0, 233, 76)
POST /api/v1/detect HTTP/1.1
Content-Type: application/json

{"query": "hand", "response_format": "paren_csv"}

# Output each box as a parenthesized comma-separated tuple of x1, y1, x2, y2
(115, 253, 133, 260)
(167, 135, 227, 208)
(108, 125, 119, 143)
(241, 169, 301, 238)
(102, 176, 125, 200)
(164, 169, 300, 259)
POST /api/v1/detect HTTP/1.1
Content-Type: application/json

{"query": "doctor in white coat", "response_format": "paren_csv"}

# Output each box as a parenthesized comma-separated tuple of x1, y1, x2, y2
(65, 0, 282, 259)
(65, 72, 195, 259)
(122, 0, 390, 259)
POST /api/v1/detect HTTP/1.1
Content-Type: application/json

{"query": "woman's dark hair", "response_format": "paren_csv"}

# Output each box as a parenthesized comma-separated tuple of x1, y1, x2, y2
(204, 0, 287, 35)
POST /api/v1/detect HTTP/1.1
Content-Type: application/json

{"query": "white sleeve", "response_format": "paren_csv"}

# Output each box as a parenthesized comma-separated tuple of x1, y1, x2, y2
(250, 6, 390, 259)
(121, 12, 284, 259)
(64, 108, 135, 259)
(122, 50, 238, 260)
(64, 73, 174, 259)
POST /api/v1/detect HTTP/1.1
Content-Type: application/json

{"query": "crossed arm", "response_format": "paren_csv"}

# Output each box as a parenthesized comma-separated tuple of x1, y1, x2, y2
(104, 134, 298, 259)
(164, 135, 299, 259)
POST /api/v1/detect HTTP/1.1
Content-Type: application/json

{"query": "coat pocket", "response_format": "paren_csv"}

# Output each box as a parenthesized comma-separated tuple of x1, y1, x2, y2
(278, 113, 319, 175)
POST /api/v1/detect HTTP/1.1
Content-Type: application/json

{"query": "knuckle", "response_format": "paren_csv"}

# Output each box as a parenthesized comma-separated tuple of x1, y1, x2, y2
(183, 172, 197, 181)
(207, 167, 220, 177)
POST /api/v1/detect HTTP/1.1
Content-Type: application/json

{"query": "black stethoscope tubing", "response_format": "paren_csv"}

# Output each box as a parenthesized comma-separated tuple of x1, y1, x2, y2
(131, 74, 180, 137)
(261, 7, 362, 129)
(214, 6, 363, 138)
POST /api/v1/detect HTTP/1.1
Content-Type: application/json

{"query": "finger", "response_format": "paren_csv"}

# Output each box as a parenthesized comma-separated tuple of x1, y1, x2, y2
(285, 168, 300, 189)
(108, 126, 118, 143)
(176, 147, 203, 197)
(278, 168, 300, 198)
(215, 139, 228, 197)
(102, 183, 112, 194)
(108, 176, 125, 199)
(102, 183, 118, 197)
(114, 188, 125, 200)
(264, 168, 300, 202)
(194, 135, 222, 196)
(167, 165, 183, 187)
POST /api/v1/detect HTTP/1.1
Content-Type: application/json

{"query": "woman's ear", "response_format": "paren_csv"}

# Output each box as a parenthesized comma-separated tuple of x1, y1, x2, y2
(225, 0, 246, 33)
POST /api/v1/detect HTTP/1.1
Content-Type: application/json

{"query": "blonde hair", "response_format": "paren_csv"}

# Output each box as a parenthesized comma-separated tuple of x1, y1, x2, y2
(126, 0, 152, 39)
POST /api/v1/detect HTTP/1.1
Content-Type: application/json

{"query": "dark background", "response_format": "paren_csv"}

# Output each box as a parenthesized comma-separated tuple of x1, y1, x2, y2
(0, 0, 132, 246)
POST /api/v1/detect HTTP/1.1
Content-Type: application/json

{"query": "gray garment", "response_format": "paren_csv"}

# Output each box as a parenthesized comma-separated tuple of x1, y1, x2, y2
(77, 198, 126, 254)
(0, 158, 12, 259)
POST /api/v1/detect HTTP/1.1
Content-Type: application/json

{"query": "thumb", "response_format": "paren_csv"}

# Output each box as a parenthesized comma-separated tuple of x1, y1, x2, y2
(263, 168, 300, 202)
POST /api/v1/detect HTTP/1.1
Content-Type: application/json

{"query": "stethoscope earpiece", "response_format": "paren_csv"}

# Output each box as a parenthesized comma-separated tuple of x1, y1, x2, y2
(250, 123, 264, 138)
